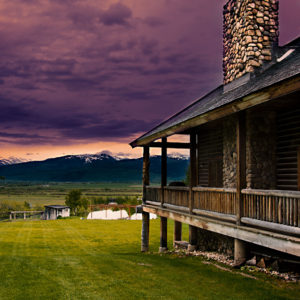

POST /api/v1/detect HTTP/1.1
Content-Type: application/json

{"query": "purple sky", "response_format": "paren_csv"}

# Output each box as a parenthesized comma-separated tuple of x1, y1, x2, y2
(0, 0, 299, 160)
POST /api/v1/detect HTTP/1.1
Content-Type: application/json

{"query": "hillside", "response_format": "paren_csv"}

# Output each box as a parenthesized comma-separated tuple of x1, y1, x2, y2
(0, 153, 189, 183)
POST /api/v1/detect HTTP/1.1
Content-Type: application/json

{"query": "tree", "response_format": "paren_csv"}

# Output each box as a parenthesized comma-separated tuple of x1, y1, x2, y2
(65, 189, 83, 215)
(0, 176, 5, 186)
(24, 201, 31, 209)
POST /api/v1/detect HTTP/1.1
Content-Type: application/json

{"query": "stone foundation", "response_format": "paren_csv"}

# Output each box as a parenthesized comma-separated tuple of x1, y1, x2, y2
(197, 229, 234, 256)
(223, 0, 279, 84)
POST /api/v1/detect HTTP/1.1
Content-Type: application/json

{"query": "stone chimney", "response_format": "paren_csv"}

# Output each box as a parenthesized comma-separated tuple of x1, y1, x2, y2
(223, 0, 279, 84)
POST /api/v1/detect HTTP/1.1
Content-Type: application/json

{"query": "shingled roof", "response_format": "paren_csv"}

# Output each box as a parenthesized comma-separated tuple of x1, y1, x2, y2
(131, 38, 300, 147)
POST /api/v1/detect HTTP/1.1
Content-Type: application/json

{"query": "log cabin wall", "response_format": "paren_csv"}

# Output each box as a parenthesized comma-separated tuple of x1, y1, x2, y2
(223, 116, 237, 188)
(197, 120, 235, 254)
(276, 107, 300, 191)
(197, 126, 223, 187)
(245, 110, 277, 189)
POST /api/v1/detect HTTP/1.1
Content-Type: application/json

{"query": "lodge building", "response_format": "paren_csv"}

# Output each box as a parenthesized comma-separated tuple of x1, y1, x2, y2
(130, 0, 300, 263)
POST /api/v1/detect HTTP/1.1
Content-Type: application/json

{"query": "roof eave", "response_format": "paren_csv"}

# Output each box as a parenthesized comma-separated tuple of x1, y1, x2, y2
(131, 75, 300, 147)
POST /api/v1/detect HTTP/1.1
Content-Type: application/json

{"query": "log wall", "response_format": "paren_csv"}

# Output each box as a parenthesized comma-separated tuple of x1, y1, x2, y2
(276, 107, 300, 191)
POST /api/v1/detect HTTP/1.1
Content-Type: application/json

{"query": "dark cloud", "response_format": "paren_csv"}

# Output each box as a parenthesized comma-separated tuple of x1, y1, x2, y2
(143, 17, 165, 27)
(0, 100, 34, 123)
(100, 3, 132, 26)
(0, 132, 43, 139)
(0, 0, 298, 152)
(61, 119, 158, 140)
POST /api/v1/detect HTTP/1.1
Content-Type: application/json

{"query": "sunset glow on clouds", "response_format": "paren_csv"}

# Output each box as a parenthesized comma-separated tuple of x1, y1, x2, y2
(0, 0, 299, 160)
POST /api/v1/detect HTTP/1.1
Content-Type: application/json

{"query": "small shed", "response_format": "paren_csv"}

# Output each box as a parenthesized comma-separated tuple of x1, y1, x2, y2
(44, 205, 70, 220)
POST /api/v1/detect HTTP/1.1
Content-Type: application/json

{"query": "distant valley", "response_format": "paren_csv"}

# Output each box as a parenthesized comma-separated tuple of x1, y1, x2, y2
(0, 153, 189, 183)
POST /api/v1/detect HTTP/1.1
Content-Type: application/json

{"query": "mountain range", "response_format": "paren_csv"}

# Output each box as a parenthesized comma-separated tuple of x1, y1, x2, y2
(0, 157, 29, 166)
(0, 153, 189, 183)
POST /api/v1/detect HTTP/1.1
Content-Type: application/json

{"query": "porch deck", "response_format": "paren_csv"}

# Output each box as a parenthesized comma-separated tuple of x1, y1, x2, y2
(143, 186, 300, 256)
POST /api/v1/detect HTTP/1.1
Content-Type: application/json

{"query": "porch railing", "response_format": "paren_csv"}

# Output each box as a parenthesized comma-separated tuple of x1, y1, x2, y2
(193, 187, 236, 215)
(145, 186, 161, 203)
(144, 186, 300, 230)
(164, 187, 189, 207)
(242, 189, 300, 228)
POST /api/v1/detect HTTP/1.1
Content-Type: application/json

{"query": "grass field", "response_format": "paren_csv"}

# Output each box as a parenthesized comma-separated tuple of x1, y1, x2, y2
(0, 182, 142, 207)
(0, 219, 299, 299)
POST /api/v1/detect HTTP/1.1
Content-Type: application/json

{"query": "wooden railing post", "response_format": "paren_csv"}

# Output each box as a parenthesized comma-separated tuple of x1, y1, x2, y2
(161, 137, 167, 207)
(236, 112, 246, 225)
(235, 112, 247, 265)
(297, 147, 300, 191)
(189, 132, 197, 214)
(142, 146, 150, 204)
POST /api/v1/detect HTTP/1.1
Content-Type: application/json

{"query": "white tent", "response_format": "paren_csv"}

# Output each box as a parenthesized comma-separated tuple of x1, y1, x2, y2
(129, 213, 157, 220)
(87, 209, 129, 220)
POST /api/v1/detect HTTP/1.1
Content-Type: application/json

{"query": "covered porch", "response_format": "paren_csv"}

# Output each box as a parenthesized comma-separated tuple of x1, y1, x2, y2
(133, 83, 300, 262)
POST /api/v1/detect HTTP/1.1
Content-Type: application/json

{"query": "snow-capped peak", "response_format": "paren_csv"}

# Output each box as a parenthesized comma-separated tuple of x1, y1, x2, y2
(64, 153, 115, 164)
(0, 156, 29, 166)
(168, 153, 189, 160)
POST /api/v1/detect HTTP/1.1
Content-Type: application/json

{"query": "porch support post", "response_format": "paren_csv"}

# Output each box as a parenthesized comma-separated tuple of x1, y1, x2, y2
(141, 146, 150, 252)
(24, 213, 26, 220)
(173, 221, 182, 246)
(297, 147, 300, 191)
(161, 137, 167, 207)
(141, 212, 150, 252)
(235, 112, 247, 264)
(159, 216, 168, 252)
(9, 213, 12, 221)
(189, 132, 197, 214)
(234, 239, 247, 265)
(142, 146, 150, 204)
(188, 132, 198, 251)
(188, 225, 198, 251)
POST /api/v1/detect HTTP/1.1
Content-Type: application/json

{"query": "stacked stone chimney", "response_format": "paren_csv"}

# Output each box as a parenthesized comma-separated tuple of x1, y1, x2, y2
(223, 0, 279, 84)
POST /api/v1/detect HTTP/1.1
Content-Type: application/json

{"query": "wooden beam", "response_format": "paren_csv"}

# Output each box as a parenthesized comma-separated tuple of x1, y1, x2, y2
(189, 132, 197, 214)
(149, 142, 190, 149)
(241, 217, 300, 236)
(163, 203, 190, 213)
(174, 221, 182, 245)
(189, 225, 198, 251)
(132, 76, 300, 147)
(143, 205, 300, 257)
(297, 147, 300, 191)
(236, 112, 246, 225)
(146, 200, 160, 206)
(160, 216, 168, 252)
(161, 137, 167, 207)
(142, 146, 150, 204)
(193, 208, 237, 223)
(241, 188, 300, 198)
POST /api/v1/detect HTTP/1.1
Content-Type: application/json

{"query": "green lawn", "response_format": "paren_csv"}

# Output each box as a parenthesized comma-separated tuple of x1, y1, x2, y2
(0, 219, 298, 300)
